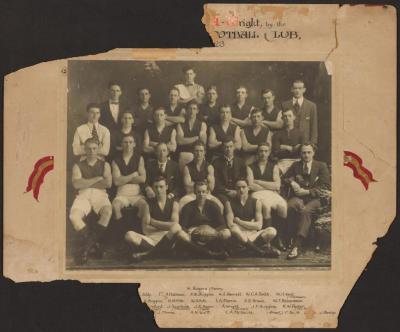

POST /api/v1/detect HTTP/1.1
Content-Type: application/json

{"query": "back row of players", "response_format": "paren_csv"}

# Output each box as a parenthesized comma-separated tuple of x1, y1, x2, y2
(70, 70, 329, 264)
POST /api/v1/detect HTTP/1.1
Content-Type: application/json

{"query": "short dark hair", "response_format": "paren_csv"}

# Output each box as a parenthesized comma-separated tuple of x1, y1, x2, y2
(121, 134, 135, 143)
(207, 85, 218, 93)
(236, 177, 249, 186)
(282, 108, 295, 115)
(153, 176, 167, 186)
(194, 180, 208, 191)
(257, 142, 271, 150)
(236, 85, 247, 92)
(261, 88, 274, 96)
(250, 107, 263, 117)
(293, 79, 305, 87)
(86, 103, 101, 112)
(186, 100, 199, 109)
(300, 142, 317, 152)
(169, 87, 180, 95)
(219, 104, 231, 112)
(108, 81, 121, 88)
(222, 136, 234, 145)
(182, 65, 195, 73)
(84, 137, 99, 146)
(153, 107, 166, 115)
(121, 110, 135, 118)
(193, 140, 206, 150)
(155, 142, 169, 152)
(137, 87, 150, 94)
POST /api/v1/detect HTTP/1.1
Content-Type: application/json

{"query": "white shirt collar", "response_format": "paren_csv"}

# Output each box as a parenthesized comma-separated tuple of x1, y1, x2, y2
(303, 160, 313, 174)
(87, 122, 99, 130)
(293, 96, 304, 107)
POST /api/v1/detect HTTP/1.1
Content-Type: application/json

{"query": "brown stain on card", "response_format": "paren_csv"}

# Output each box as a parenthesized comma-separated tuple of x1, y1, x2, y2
(304, 305, 316, 319)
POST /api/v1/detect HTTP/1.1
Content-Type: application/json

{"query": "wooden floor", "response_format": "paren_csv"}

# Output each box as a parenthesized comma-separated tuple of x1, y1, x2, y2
(66, 248, 331, 271)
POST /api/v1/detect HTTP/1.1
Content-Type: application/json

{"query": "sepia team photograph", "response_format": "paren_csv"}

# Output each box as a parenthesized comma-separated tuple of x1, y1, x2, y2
(66, 60, 332, 270)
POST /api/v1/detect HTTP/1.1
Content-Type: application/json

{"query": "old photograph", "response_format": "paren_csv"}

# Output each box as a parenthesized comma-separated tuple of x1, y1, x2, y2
(66, 60, 332, 270)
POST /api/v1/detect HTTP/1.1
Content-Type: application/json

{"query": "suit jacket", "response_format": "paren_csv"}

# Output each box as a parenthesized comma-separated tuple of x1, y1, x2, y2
(281, 98, 318, 145)
(283, 160, 330, 199)
(212, 156, 248, 194)
(146, 159, 181, 197)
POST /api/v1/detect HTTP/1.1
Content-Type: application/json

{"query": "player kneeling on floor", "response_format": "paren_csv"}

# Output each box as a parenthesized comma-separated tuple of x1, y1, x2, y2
(69, 138, 113, 264)
(225, 178, 280, 257)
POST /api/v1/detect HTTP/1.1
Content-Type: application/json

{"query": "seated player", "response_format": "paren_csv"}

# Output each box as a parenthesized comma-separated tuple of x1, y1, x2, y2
(165, 87, 186, 127)
(126, 176, 182, 261)
(114, 111, 142, 156)
(260, 89, 283, 130)
(176, 100, 207, 171)
(180, 181, 231, 259)
(248, 143, 288, 250)
(143, 107, 177, 159)
(272, 108, 305, 174)
(240, 107, 271, 165)
(208, 105, 241, 160)
(199, 85, 220, 127)
(111, 135, 148, 237)
(132, 87, 153, 135)
(72, 103, 110, 159)
(145, 142, 181, 200)
(212, 136, 248, 205)
(179, 140, 223, 212)
(225, 179, 280, 257)
(69, 138, 112, 264)
(230, 85, 253, 128)
(283, 143, 330, 259)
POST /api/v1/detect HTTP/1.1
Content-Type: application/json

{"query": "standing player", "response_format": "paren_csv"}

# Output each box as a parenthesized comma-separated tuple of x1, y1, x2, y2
(241, 108, 271, 165)
(174, 66, 205, 104)
(179, 141, 223, 212)
(199, 85, 220, 126)
(165, 87, 186, 127)
(230, 86, 253, 128)
(143, 107, 177, 159)
(176, 100, 207, 171)
(133, 87, 153, 135)
(225, 179, 280, 257)
(72, 103, 110, 159)
(208, 105, 242, 160)
(260, 89, 283, 130)
(248, 143, 288, 250)
(111, 135, 148, 238)
(272, 108, 306, 174)
(281, 80, 318, 145)
(114, 111, 143, 155)
(69, 138, 113, 264)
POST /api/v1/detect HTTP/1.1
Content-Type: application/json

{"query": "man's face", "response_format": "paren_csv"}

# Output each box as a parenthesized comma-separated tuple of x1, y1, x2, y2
(121, 113, 134, 127)
(250, 111, 263, 126)
(193, 145, 205, 161)
(223, 141, 235, 158)
(184, 69, 196, 83)
(282, 110, 295, 127)
(301, 145, 315, 163)
(291, 82, 306, 98)
(87, 107, 101, 123)
(186, 104, 198, 118)
(153, 110, 166, 125)
(195, 184, 208, 203)
(85, 142, 99, 159)
(109, 85, 122, 101)
(236, 180, 249, 197)
(262, 91, 274, 107)
(156, 144, 169, 161)
(121, 136, 135, 153)
(169, 89, 180, 104)
(139, 89, 151, 103)
(220, 107, 232, 122)
(236, 87, 247, 102)
(207, 89, 218, 103)
(257, 145, 270, 161)
(153, 180, 167, 198)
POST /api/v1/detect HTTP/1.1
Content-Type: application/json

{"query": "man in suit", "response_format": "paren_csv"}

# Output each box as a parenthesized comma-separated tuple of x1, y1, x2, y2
(99, 82, 125, 154)
(145, 142, 181, 200)
(282, 143, 330, 259)
(212, 136, 249, 205)
(281, 80, 318, 145)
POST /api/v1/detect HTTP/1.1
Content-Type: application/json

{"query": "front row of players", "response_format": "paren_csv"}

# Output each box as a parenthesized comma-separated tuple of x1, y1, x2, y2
(69, 134, 330, 264)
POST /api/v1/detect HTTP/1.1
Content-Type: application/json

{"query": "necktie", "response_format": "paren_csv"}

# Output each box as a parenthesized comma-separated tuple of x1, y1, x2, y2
(293, 101, 300, 114)
(159, 163, 165, 173)
(110, 101, 119, 105)
(303, 162, 309, 175)
(91, 125, 99, 143)
(227, 159, 233, 168)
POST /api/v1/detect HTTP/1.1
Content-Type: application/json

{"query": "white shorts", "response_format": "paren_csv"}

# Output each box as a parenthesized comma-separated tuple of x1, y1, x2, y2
(71, 188, 111, 216)
(113, 194, 144, 208)
(141, 230, 168, 245)
(117, 183, 141, 197)
(252, 190, 287, 210)
(236, 225, 263, 242)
